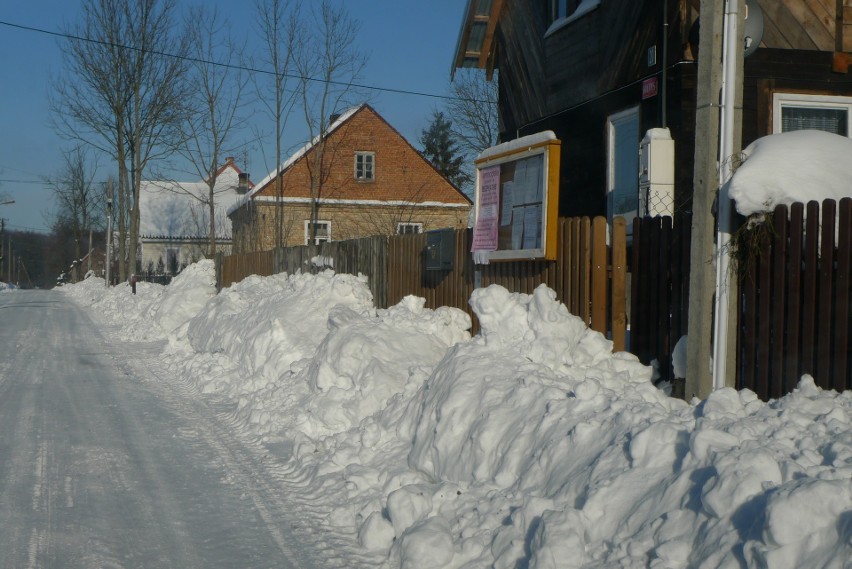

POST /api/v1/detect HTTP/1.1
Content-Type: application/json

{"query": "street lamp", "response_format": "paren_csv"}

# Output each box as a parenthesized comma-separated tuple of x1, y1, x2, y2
(106, 198, 113, 287)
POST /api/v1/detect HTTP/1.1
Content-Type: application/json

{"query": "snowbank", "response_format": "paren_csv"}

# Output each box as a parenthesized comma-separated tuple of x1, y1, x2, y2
(59, 260, 217, 340)
(60, 265, 852, 568)
(729, 130, 852, 216)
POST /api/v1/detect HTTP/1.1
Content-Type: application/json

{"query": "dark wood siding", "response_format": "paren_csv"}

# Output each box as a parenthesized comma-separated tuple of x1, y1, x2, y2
(742, 48, 852, 146)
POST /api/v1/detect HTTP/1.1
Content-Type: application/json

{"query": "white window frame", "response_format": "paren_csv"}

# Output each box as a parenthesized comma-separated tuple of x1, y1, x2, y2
(355, 151, 375, 181)
(772, 92, 852, 138)
(396, 222, 423, 235)
(607, 106, 641, 234)
(304, 220, 332, 245)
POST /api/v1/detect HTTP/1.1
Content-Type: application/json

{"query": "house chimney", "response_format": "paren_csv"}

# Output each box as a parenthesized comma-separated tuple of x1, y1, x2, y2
(226, 156, 235, 165)
(237, 172, 250, 194)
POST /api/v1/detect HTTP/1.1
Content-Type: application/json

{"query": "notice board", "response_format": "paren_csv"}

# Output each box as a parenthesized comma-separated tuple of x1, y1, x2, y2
(471, 131, 561, 262)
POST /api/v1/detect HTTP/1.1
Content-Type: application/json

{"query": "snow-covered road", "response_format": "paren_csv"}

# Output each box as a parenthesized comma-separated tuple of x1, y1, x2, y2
(0, 291, 319, 568)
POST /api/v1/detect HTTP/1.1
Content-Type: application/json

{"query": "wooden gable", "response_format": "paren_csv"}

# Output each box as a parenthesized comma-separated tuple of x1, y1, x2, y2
(687, 0, 852, 53)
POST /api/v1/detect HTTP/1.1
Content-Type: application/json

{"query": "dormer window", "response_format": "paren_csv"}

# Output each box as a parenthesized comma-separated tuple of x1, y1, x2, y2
(355, 152, 375, 181)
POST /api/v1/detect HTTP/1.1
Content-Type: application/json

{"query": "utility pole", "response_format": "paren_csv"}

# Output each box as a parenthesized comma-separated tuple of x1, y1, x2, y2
(686, 0, 744, 399)
(686, 0, 725, 400)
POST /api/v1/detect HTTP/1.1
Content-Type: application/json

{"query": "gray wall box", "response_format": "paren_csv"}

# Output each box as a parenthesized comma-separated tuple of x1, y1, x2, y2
(425, 229, 455, 271)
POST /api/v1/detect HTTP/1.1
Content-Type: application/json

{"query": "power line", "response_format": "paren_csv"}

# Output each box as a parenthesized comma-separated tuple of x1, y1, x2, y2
(0, 179, 49, 185)
(0, 19, 496, 105)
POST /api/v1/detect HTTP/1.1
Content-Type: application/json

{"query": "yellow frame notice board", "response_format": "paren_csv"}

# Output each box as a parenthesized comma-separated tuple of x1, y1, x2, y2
(471, 131, 561, 262)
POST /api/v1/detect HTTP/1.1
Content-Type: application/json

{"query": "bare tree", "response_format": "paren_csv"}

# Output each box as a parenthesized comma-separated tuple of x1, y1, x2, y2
(295, 0, 368, 243)
(254, 0, 303, 251)
(52, 0, 191, 280)
(446, 69, 499, 157)
(46, 146, 100, 283)
(176, 6, 246, 257)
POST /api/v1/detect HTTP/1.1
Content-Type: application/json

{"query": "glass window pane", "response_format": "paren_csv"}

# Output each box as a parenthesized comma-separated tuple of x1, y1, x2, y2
(781, 106, 848, 137)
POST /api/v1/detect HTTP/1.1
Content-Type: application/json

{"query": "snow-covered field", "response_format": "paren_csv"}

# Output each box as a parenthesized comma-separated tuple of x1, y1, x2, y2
(53, 261, 851, 569)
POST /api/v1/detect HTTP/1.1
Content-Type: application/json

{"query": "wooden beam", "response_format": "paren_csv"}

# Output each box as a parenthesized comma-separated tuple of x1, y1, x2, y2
(478, 0, 504, 69)
(453, 0, 479, 69)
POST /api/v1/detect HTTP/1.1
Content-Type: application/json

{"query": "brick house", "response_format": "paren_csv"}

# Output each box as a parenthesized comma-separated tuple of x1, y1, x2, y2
(228, 104, 472, 252)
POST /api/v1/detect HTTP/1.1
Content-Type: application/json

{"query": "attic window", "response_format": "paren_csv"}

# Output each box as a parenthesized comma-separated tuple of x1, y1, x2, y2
(545, 0, 600, 37)
(355, 152, 375, 181)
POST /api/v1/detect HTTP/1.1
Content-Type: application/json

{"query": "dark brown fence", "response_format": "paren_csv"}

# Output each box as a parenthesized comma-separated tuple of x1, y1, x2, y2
(385, 217, 626, 344)
(630, 214, 692, 386)
(739, 199, 852, 399)
(219, 249, 274, 289)
(217, 216, 628, 349)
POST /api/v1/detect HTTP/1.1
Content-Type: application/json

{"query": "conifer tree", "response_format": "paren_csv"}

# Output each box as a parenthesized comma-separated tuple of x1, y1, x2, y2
(420, 111, 471, 192)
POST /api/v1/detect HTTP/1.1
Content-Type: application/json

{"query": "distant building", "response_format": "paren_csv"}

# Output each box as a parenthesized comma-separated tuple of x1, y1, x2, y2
(228, 104, 471, 252)
(139, 158, 252, 273)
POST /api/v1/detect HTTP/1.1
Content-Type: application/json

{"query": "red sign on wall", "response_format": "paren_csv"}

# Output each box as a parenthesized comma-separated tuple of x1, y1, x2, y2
(642, 77, 658, 100)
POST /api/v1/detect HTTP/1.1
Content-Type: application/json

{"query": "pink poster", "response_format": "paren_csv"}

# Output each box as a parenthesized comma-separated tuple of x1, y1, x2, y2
(471, 166, 500, 252)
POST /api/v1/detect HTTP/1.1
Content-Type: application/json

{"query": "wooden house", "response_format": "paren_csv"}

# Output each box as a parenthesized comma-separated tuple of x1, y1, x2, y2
(228, 104, 471, 252)
(454, 0, 852, 222)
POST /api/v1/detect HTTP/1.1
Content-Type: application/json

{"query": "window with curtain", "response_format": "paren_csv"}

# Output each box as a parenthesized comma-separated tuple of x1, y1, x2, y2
(773, 93, 852, 138)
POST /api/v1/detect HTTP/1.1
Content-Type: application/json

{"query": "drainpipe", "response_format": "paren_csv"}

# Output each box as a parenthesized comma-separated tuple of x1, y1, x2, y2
(712, 0, 741, 390)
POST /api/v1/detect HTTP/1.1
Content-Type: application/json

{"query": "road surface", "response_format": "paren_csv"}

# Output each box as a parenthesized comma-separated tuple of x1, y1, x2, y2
(0, 291, 323, 568)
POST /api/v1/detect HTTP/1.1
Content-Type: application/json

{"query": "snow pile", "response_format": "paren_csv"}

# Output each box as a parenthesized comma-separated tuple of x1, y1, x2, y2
(61, 266, 852, 568)
(729, 130, 852, 216)
(150, 260, 217, 333)
(59, 260, 216, 340)
(0, 281, 15, 291)
(167, 271, 471, 444)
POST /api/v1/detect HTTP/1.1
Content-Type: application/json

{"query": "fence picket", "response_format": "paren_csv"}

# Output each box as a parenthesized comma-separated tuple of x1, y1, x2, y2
(817, 199, 837, 388)
(833, 198, 852, 391)
(784, 203, 804, 393)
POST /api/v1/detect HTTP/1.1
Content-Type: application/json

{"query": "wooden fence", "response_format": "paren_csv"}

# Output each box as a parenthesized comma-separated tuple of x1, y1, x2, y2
(216, 216, 628, 349)
(630, 213, 692, 387)
(739, 199, 852, 400)
(217, 202, 852, 400)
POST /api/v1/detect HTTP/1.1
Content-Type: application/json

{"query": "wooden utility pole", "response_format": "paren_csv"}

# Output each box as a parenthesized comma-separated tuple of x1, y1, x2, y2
(686, 0, 725, 399)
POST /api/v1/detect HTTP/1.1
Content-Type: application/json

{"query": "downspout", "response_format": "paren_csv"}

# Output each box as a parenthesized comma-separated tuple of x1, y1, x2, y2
(712, 0, 740, 391)
(662, 0, 668, 128)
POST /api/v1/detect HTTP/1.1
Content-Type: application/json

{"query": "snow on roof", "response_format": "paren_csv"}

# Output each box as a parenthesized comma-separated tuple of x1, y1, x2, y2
(228, 105, 364, 216)
(476, 130, 557, 163)
(729, 130, 852, 216)
(140, 164, 245, 239)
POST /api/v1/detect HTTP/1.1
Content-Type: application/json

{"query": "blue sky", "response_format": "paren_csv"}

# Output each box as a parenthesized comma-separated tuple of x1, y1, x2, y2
(0, 1, 467, 233)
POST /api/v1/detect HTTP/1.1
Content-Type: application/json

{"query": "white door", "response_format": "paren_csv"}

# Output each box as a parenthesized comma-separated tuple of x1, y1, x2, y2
(607, 107, 641, 229)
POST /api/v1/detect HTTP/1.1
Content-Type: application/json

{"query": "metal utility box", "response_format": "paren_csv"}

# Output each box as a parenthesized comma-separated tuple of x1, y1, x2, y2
(425, 229, 455, 271)
(638, 128, 675, 217)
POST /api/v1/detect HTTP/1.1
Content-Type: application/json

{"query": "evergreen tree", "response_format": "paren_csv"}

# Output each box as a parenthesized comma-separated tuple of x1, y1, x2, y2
(420, 111, 472, 192)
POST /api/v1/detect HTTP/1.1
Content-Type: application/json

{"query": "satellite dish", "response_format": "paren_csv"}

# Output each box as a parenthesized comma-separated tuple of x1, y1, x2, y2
(743, 0, 765, 57)
(688, 0, 765, 60)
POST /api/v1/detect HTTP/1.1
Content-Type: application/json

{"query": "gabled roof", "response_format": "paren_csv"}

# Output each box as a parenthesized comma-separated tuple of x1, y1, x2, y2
(228, 106, 363, 214)
(228, 104, 471, 215)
